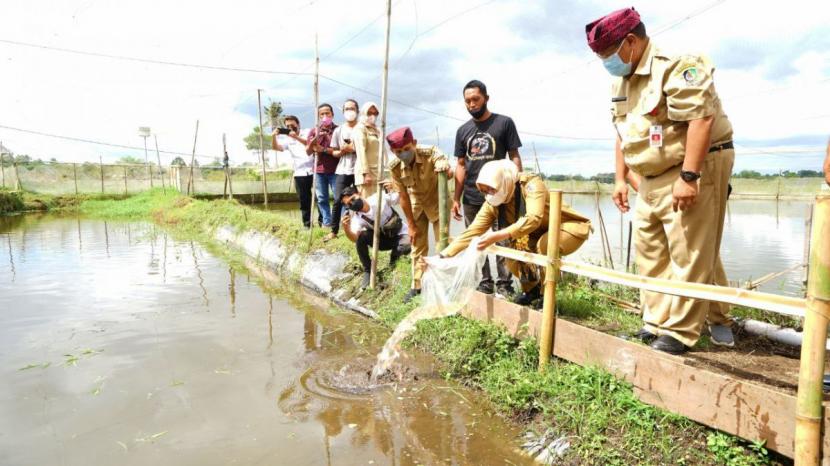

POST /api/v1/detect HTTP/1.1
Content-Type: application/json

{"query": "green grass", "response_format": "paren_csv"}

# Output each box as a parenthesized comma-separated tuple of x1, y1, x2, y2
(72, 189, 781, 465)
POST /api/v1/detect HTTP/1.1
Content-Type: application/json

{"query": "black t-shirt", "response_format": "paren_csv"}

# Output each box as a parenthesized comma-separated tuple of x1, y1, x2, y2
(454, 113, 522, 205)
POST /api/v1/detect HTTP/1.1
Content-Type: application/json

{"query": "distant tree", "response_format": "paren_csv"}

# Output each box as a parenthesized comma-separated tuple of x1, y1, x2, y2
(118, 155, 144, 165)
(267, 100, 284, 129)
(205, 157, 222, 168)
(171, 156, 186, 167)
(244, 126, 270, 151)
(14, 154, 32, 164)
(590, 172, 615, 184)
(797, 169, 822, 178)
(49, 157, 58, 164)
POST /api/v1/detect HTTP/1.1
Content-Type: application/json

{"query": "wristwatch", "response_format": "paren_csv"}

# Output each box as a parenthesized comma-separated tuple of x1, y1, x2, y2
(680, 170, 701, 182)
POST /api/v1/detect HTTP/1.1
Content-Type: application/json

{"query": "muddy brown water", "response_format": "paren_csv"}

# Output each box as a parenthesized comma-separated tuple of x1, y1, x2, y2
(0, 214, 535, 466)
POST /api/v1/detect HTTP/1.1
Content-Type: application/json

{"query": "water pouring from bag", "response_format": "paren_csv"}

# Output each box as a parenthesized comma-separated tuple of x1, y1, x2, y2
(370, 239, 487, 381)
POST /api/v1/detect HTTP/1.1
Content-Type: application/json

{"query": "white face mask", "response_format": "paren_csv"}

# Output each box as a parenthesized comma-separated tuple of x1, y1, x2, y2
(366, 115, 377, 126)
(485, 190, 508, 206)
(344, 110, 357, 122)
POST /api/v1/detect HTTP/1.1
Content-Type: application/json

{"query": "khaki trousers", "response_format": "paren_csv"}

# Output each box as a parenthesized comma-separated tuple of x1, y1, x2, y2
(635, 149, 735, 346)
(411, 211, 440, 290)
(505, 222, 590, 293)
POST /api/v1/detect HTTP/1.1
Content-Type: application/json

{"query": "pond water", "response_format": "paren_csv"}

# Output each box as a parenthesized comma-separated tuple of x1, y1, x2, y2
(264, 195, 812, 296)
(0, 214, 534, 466)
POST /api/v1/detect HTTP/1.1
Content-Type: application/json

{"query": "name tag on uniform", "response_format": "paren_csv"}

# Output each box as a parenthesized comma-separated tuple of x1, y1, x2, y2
(649, 125, 663, 148)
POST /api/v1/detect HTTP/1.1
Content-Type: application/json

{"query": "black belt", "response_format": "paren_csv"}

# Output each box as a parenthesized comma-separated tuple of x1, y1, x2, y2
(708, 141, 733, 153)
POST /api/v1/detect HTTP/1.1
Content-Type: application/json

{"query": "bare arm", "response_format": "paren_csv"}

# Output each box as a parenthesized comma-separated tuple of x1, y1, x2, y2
(508, 149, 523, 171)
(453, 157, 466, 203)
(342, 214, 358, 242)
(824, 142, 830, 186)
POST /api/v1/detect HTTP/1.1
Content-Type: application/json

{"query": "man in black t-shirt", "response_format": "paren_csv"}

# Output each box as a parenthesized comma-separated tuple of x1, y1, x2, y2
(452, 79, 523, 296)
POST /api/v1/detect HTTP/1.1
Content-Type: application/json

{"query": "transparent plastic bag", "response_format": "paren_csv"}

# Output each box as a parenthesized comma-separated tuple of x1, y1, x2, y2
(371, 239, 486, 380)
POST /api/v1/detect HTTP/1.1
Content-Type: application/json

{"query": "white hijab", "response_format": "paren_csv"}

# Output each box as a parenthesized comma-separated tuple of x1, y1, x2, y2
(476, 159, 518, 206)
(360, 101, 379, 128)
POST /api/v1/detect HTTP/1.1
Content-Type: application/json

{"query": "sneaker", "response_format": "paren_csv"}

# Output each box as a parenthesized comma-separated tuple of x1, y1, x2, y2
(323, 232, 337, 242)
(513, 286, 541, 306)
(709, 324, 735, 348)
(360, 272, 371, 288)
(633, 327, 658, 344)
(476, 281, 494, 294)
(650, 335, 688, 355)
(403, 288, 421, 303)
(495, 284, 515, 299)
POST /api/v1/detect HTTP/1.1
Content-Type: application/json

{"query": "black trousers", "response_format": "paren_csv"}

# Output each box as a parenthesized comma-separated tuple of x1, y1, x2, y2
(462, 202, 513, 287)
(331, 174, 355, 234)
(355, 230, 405, 272)
(294, 175, 314, 228)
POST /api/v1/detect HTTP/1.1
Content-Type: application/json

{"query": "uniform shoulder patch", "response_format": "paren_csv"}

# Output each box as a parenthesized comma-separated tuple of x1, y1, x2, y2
(673, 55, 709, 86)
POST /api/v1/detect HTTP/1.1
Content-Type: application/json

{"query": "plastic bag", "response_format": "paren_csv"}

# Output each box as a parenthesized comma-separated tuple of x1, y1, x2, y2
(371, 239, 486, 380)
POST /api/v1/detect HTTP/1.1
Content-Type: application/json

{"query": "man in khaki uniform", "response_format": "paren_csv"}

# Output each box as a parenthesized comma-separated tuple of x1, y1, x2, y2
(439, 160, 591, 306)
(586, 7, 735, 354)
(386, 127, 450, 303)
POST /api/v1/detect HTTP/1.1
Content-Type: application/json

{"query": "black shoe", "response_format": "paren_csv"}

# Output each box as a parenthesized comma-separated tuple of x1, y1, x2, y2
(650, 335, 688, 355)
(496, 284, 515, 299)
(633, 327, 658, 344)
(513, 286, 541, 306)
(403, 288, 421, 303)
(476, 281, 494, 294)
(360, 272, 371, 288)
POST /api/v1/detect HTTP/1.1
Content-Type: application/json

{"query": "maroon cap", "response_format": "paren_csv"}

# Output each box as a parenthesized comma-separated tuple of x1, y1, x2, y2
(585, 7, 641, 54)
(386, 126, 413, 150)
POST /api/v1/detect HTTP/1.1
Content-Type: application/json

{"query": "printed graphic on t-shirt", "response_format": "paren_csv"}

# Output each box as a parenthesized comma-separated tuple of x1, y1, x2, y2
(466, 131, 497, 162)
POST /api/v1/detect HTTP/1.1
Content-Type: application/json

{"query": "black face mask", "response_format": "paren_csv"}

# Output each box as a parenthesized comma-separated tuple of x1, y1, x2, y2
(348, 198, 364, 212)
(468, 103, 488, 120)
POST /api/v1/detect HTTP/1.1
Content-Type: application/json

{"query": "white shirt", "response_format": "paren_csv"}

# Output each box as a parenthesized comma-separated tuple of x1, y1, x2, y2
(350, 191, 409, 238)
(277, 128, 313, 177)
(331, 124, 357, 175)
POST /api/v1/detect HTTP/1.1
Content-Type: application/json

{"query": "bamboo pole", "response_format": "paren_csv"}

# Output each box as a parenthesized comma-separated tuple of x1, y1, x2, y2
(0, 142, 5, 188)
(223, 133, 233, 200)
(532, 142, 542, 174)
(12, 158, 21, 191)
(187, 120, 199, 195)
(308, 33, 320, 249)
(72, 163, 78, 195)
(257, 89, 269, 206)
(143, 136, 153, 188)
(369, 0, 393, 289)
(794, 194, 830, 466)
(154, 135, 165, 193)
(539, 189, 563, 371)
(626, 220, 633, 273)
(438, 171, 449, 250)
(123, 165, 128, 195)
(99, 156, 105, 193)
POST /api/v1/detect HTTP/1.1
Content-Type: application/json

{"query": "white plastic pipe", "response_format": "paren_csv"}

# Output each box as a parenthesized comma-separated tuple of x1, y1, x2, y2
(739, 319, 830, 351)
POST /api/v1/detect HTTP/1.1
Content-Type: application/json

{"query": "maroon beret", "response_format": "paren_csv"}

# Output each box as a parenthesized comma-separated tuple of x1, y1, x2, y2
(585, 7, 641, 54)
(386, 126, 413, 150)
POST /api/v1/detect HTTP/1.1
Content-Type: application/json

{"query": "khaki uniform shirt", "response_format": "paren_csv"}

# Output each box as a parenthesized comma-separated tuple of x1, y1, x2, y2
(389, 145, 447, 223)
(353, 123, 380, 185)
(611, 40, 733, 177)
(440, 173, 590, 257)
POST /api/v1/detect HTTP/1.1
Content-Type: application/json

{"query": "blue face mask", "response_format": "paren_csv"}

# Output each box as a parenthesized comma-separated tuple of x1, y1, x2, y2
(601, 41, 632, 77)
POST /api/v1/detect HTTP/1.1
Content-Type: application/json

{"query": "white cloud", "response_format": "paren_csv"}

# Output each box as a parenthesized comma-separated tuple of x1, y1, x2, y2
(0, 0, 827, 175)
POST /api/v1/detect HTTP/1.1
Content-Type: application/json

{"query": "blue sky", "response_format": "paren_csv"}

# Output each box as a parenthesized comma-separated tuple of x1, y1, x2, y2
(0, 0, 827, 175)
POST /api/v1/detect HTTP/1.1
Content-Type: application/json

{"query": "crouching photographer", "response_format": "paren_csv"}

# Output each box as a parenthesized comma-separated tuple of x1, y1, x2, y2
(340, 183, 411, 287)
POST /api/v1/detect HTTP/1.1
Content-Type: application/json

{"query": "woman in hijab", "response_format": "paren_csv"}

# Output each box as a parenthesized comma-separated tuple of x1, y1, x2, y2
(437, 159, 592, 305)
(353, 101, 381, 197)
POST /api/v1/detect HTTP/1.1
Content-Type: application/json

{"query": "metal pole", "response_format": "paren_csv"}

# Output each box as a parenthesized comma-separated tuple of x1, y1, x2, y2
(154, 135, 165, 193)
(257, 89, 269, 206)
(187, 120, 199, 195)
(73, 163, 78, 195)
(794, 194, 830, 466)
(369, 0, 393, 289)
(438, 171, 449, 250)
(539, 190, 563, 370)
(308, 33, 320, 248)
(99, 156, 105, 193)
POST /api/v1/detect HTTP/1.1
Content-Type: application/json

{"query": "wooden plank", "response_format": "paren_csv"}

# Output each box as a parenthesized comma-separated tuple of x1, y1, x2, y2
(461, 291, 830, 460)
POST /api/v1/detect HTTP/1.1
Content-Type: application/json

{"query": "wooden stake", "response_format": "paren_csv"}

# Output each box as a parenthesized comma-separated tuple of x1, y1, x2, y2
(187, 120, 199, 195)
(539, 189, 563, 370)
(438, 171, 449, 250)
(308, 33, 320, 249)
(72, 163, 78, 195)
(99, 156, 105, 193)
(257, 89, 269, 206)
(369, 0, 393, 289)
(12, 158, 21, 191)
(795, 194, 830, 466)
(154, 135, 165, 193)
